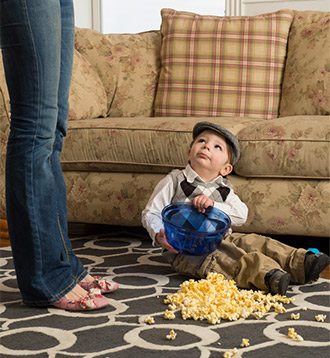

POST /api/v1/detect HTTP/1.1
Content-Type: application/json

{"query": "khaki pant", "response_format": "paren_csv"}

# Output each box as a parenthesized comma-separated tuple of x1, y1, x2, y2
(171, 233, 307, 290)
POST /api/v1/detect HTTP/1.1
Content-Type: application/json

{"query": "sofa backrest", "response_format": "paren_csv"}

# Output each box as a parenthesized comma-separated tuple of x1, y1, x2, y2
(0, 52, 10, 124)
(74, 28, 161, 118)
(0, 10, 329, 122)
(279, 10, 330, 116)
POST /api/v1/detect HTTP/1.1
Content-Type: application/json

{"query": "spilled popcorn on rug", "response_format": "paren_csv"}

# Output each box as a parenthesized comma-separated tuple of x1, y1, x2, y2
(164, 272, 294, 324)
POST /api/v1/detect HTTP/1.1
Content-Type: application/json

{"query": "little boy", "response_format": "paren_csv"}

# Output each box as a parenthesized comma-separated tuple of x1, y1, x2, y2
(142, 121, 330, 295)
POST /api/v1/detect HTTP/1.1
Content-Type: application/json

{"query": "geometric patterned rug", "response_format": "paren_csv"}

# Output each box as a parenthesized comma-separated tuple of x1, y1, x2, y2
(0, 230, 329, 358)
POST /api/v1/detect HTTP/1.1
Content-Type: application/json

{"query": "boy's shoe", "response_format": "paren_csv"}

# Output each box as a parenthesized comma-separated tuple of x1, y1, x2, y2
(265, 269, 291, 296)
(304, 253, 330, 283)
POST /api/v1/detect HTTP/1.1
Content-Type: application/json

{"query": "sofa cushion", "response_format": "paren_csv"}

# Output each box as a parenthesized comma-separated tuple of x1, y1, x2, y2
(230, 175, 330, 237)
(74, 28, 161, 117)
(235, 116, 330, 179)
(62, 169, 329, 236)
(62, 116, 329, 180)
(69, 50, 107, 120)
(279, 11, 330, 117)
(154, 8, 293, 120)
(62, 117, 260, 173)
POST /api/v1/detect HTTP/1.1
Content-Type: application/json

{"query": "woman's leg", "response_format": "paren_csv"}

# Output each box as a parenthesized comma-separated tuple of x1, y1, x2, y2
(0, 0, 86, 306)
(50, 0, 88, 282)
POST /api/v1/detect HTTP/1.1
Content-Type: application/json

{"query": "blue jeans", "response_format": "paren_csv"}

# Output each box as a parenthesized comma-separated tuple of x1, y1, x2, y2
(0, 0, 87, 306)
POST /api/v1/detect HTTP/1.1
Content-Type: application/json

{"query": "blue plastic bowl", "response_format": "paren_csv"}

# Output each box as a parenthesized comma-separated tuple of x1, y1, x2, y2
(161, 203, 231, 255)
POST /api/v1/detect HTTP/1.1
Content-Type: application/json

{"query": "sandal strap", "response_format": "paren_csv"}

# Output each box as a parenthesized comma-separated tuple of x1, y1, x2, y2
(94, 276, 116, 290)
(60, 290, 103, 309)
(80, 293, 97, 309)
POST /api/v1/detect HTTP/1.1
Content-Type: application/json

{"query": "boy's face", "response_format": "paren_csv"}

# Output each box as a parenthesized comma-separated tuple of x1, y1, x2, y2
(188, 129, 233, 181)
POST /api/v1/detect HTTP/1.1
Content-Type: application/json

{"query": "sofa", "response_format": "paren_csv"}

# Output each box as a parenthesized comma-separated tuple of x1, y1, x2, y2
(0, 9, 329, 238)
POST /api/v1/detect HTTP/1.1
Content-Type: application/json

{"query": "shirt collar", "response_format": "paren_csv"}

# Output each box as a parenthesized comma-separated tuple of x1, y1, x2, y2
(183, 164, 226, 186)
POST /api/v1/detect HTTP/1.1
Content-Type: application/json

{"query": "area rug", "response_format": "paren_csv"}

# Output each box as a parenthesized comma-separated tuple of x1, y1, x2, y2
(0, 230, 329, 358)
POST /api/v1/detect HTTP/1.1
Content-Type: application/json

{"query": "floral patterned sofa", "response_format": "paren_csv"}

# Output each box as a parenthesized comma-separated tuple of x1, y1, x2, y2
(0, 9, 329, 238)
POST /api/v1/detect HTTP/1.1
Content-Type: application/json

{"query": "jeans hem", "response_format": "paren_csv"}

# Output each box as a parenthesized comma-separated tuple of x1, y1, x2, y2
(21, 269, 88, 306)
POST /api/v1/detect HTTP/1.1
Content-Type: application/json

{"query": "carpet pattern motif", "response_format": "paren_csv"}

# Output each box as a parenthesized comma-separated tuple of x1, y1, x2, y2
(0, 230, 329, 358)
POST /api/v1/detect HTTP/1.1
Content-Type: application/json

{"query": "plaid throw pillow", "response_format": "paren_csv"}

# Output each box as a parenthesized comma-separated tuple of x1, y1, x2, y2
(154, 9, 294, 119)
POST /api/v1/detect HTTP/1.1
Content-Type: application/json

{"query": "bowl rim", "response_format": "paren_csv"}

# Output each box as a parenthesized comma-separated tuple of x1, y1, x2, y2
(161, 202, 231, 235)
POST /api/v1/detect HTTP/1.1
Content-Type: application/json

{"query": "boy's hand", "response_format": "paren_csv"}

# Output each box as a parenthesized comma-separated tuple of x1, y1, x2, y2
(193, 195, 214, 213)
(155, 229, 179, 254)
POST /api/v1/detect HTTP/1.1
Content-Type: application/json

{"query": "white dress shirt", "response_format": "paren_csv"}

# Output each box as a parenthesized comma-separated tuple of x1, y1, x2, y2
(141, 164, 248, 246)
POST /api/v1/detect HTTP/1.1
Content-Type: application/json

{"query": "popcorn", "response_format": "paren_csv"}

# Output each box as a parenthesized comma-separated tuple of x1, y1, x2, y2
(274, 302, 286, 313)
(144, 316, 155, 324)
(164, 310, 176, 320)
(315, 314, 326, 322)
(164, 273, 294, 324)
(254, 311, 265, 320)
(287, 328, 304, 341)
(240, 338, 250, 347)
(302, 306, 307, 311)
(223, 348, 238, 357)
(166, 329, 177, 340)
(291, 313, 300, 320)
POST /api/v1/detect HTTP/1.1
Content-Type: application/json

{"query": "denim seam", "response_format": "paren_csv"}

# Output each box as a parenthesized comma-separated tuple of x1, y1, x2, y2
(27, 0, 48, 301)
(57, 215, 70, 263)
(74, 270, 88, 283)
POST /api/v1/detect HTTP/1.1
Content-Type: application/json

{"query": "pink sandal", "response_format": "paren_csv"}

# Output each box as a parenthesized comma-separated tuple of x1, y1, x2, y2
(79, 276, 119, 294)
(53, 290, 108, 311)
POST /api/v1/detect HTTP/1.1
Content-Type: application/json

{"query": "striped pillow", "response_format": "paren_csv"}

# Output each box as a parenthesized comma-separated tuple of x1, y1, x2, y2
(154, 9, 294, 119)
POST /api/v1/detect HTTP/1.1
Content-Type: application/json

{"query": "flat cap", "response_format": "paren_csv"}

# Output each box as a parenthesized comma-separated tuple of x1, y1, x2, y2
(192, 121, 240, 165)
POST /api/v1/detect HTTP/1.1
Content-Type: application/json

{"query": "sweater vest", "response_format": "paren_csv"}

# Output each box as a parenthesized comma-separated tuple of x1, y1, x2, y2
(170, 169, 231, 204)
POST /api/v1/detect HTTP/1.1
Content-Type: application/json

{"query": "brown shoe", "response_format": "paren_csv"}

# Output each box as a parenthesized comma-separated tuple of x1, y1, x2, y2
(304, 253, 330, 283)
(265, 269, 291, 296)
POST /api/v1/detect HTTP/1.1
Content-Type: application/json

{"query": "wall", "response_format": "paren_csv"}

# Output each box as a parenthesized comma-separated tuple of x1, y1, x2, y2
(73, 0, 330, 31)
(73, 0, 92, 28)
(242, 0, 330, 15)
(100, 0, 226, 33)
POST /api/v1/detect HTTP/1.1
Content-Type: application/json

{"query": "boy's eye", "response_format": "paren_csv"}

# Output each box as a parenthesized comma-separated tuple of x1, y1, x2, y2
(198, 139, 206, 144)
(215, 145, 221, 150)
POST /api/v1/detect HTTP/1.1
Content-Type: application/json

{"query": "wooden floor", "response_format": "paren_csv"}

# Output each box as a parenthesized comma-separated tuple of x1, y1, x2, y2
(322, 264, 330, 279)
(0, 221, 329, 279)
(0, 219, 9, 248)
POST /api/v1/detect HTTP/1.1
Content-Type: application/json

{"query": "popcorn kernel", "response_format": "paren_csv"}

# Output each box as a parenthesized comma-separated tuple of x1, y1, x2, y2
(164, 310, 176, 320)
(315, 314, 326, 322)
(166, 329, 177, 340)
(240, 338, 250, 347)
(288, 327, 304, 341)
(223, 347, 238, 357)
(291, 313, 300, 320)
(144, 316, 155, 324)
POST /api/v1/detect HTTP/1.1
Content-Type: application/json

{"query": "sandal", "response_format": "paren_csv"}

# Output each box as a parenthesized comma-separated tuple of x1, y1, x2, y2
(79, 276, 119, 294)
(53, 289, 109, 311)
